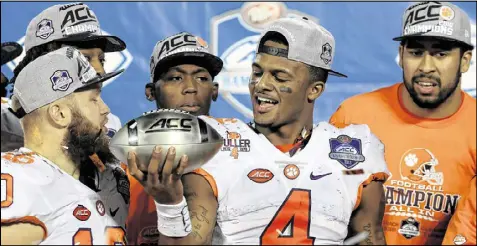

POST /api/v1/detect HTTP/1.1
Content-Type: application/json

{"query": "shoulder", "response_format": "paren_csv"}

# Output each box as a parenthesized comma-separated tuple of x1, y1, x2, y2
(1, 150, 58, 187)
(198, 116, 246, 137)
(316, 122, 389, 178)
(319, 122, 380, 143)
(338, 84, 398, 113)
(1, 151, 52, 219)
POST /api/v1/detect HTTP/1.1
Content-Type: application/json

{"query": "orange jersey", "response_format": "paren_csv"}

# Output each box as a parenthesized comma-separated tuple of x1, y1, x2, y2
(442, 177, 476, 246)
(329, 83, 476, 245)
(126, 174, 159, 245)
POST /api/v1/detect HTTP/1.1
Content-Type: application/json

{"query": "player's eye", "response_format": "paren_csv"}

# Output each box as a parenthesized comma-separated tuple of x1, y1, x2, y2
(252, 69, 262, 78)
(166, 76, 182, 82)
(197, 76, 210, 82)
(408, 50, 424, 57)
(274, 76, 288, 83)
(434, 51, 448, 58)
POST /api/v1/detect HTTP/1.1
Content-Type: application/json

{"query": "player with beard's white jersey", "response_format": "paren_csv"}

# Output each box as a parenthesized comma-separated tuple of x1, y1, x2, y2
(1, 148, 126, 245)
(0, 47, 126, 244)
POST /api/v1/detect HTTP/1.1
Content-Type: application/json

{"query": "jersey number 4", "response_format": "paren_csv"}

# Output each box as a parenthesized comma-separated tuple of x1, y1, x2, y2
(260, 189, 315, 245)
(73, 226, 126, 245)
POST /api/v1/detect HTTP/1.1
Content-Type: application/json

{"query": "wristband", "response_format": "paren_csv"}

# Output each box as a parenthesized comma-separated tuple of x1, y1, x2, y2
(155, 196, 192, 237)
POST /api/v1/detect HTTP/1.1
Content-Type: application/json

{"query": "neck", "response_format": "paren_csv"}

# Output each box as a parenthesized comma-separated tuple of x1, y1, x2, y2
(24, 130, 80, 179)
(256, 115, 313, 146)
(400, 83, 463, 119)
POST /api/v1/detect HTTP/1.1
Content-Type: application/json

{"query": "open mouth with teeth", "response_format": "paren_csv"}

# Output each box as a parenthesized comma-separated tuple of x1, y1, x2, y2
(254, 96, 279, 113)
(414, 80, 438, 95)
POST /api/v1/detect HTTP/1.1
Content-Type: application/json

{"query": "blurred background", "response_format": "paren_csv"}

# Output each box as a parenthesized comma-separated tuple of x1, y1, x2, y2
(1, 1, 475, 125)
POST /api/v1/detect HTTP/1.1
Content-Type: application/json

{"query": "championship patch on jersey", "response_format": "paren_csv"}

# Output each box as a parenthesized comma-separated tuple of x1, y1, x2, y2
(329, 135, 365, 169)
(113, 167, 130, 204)
(398, 217, 421, 239)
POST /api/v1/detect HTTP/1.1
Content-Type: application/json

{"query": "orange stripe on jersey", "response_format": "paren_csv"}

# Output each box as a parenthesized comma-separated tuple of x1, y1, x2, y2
(192, 168, 218, 198)
(2, 152, 35, 165)
(120, 162, 127, 172)
(275, 144, 295, 153)
(1, 216, 48, 240)
(354, 172, 389, 210)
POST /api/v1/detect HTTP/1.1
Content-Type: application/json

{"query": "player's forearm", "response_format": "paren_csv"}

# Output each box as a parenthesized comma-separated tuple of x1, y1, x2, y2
(158, 179, 218, 245)
(359, 222, 386, 245)
(158, 204, 216, 245)
(350, 181, 387, 245)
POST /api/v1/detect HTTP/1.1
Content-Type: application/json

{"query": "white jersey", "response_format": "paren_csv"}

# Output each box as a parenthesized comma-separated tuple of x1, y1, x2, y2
(1, 148, 129, 245)
(196, 117, 390, 245)
(1, 97, 23, 152)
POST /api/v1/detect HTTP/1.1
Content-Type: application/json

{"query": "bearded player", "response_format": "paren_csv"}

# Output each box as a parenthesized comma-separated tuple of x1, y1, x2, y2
(8, 2, 131, 230)
(1, 47, 126, 244)
(1, 42, 24, 152)
(128, 17, 390, 245)
(11, 2, 126, 143)
(127, 32, 222, 245)
(329, 2, 475, 245)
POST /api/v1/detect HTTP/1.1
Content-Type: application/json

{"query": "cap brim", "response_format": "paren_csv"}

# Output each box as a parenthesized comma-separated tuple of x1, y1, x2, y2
(153, 52, 223, 81)
(328, 69, 347, 78)
(84, 69, 125, 87)
(393, 34, 475, 48)
(1, 42, 23, 66)
(57, 33, 126, 52)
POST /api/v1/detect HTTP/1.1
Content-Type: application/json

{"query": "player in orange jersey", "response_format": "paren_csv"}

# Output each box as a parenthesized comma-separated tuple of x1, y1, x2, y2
(329, 2, 475, 245)
(442, 177, 476, 246)
(126, 32, 223, 245)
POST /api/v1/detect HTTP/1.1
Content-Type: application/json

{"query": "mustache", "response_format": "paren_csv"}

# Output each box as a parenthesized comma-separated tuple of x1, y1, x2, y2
(412, 74, 441, 86)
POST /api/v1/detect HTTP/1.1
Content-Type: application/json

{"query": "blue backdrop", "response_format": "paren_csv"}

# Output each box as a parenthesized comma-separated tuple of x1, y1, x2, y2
(2, 2, 476, 125)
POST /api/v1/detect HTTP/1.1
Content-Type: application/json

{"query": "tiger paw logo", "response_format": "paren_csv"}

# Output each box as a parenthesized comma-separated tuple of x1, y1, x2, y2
(399, 148, 443, 185)
(221, 131, 250, 159)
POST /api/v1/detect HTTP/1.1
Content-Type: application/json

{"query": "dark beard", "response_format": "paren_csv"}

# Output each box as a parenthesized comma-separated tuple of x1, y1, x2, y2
(403, 69, 461, 109)
(62, 109, 117, 190)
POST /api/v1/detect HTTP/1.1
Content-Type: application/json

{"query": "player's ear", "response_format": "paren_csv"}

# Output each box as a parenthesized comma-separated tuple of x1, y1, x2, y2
(460, 49, 472, 73)
(212, 82, 219, 101)
(46, 99, 72, 128)
(307, 81, 325, 102)
(145, 83, 155, 102)
(398, 45, 404, 68)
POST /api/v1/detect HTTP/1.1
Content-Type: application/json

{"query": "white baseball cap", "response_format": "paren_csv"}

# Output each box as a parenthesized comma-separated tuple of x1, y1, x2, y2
(149, 32, 223, 82)
(12, 46, 123, 116)
(257, 16, 347, 78)
(24, 2, 126, 52)
(393, 2, 474, 48)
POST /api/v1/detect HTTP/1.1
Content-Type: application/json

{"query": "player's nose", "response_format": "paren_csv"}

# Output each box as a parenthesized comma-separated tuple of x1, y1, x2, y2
(182, 77, 198, 94)
(418, 53, 437, 74)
